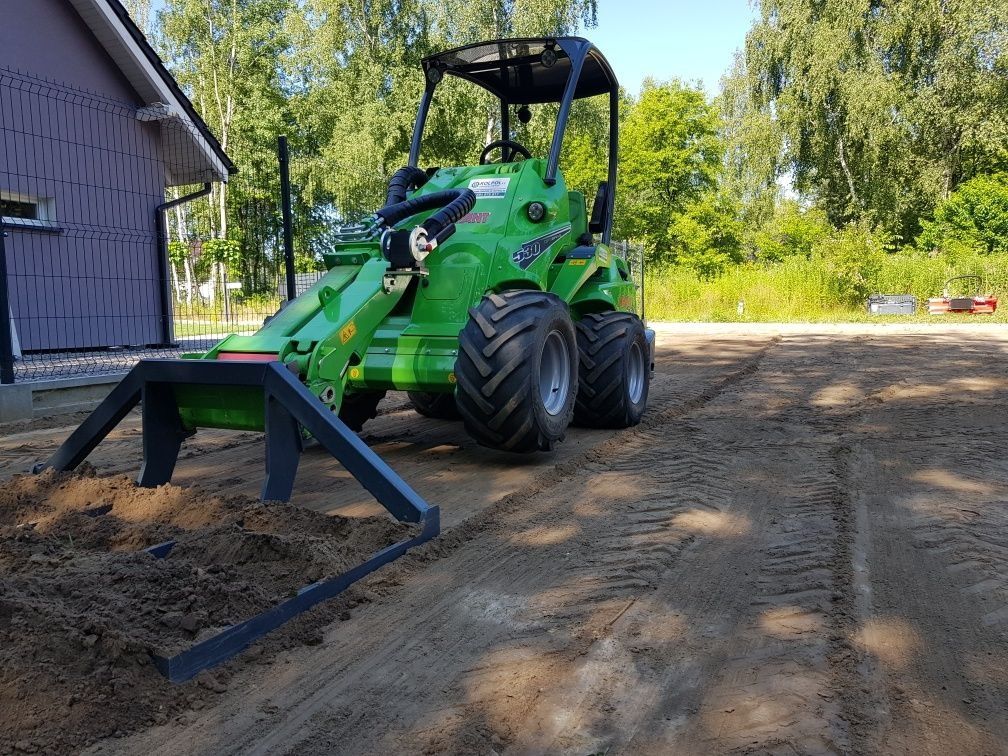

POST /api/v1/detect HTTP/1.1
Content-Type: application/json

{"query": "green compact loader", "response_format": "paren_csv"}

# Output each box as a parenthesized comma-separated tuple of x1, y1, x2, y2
(39, 37, 653, 679)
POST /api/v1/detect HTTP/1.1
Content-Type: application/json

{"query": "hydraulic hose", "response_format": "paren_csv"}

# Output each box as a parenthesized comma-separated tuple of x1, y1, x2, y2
(384, 165, 429, 206)
(378, 188, 476, 237)
(420, 189, 476, 238)
(376, 188, 477, 267)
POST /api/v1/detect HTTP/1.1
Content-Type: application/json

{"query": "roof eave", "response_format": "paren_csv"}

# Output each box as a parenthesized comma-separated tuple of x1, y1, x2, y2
(67, 0, 236, 181)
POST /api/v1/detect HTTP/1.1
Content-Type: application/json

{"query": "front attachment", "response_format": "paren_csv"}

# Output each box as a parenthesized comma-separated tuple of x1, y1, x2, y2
(38, 358, 440, 681)
(42, 359, 437, 519)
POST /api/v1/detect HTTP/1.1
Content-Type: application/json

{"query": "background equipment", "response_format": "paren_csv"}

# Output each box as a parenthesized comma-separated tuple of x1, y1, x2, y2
(927, 276, 998, 315)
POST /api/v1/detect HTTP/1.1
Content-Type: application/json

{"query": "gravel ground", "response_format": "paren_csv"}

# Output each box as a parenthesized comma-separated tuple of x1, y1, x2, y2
(1, 322, 1007, 754)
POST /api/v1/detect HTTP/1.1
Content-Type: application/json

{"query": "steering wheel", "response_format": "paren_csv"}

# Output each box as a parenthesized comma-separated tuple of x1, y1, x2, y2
(480, 139, 533, 165)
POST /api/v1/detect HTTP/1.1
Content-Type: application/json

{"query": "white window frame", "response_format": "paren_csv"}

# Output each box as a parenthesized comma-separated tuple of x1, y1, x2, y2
(0, 190, 59, 230)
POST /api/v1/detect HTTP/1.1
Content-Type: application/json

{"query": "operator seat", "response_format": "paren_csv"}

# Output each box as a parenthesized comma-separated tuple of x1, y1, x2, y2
(588, 181, 609, 235)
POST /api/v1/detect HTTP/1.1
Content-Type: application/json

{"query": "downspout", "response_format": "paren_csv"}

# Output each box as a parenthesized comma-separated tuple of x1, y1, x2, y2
(155, 182, 212, 346)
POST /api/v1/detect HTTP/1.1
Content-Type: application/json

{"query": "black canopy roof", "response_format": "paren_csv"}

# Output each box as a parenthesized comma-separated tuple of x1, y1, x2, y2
(422, 37, 618, 105)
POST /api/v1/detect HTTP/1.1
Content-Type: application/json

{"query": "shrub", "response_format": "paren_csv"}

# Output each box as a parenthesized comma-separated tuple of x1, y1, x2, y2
(167, 240, 189, 266)
(666, 193, 744, 277)
(748, 202, 832, 262)
(812, 223, 887, 305)
(918, 174, 1008, 256)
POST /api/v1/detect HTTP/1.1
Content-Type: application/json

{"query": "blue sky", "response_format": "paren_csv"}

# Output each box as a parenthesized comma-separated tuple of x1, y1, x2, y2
(591, 0, 757, 96)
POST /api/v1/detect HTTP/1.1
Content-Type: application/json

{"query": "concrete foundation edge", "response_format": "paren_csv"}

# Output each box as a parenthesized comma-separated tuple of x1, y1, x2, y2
(0, 373, 125, 424)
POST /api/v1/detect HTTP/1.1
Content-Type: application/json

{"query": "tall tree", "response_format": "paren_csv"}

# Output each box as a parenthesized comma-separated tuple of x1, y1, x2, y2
(159, 0, 290, 292)
(619, 80, 723, 258)
(122, 0, 154, 36)
(745, 0, 1008, 241)
(717, 50, 779, 231)
(160, 0, 289, 235)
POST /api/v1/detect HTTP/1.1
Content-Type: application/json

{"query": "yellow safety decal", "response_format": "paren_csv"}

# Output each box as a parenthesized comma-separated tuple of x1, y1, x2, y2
(349, 367, 361, 380)
(340, 321, 357, 344)
(447, 372, 457, 384)
(569, 259, 588, 266)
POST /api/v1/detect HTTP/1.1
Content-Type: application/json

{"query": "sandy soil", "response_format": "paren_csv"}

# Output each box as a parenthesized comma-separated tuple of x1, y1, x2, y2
(1, 323, 1008, 754)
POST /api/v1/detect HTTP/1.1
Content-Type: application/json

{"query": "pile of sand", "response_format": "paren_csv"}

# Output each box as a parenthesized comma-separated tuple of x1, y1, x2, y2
(0, 468, 414, 753)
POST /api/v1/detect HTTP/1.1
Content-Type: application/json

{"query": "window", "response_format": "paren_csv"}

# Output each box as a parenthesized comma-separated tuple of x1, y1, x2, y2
(0, 191, 58, 229)
(0, 198, 38, 220)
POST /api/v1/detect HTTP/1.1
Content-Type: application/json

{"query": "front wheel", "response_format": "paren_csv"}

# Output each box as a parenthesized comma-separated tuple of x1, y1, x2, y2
(455, 290, 578, 452)
(574, 312, 650, 428)
(338, 390, 386, 431)
(408, 390, 460, 420)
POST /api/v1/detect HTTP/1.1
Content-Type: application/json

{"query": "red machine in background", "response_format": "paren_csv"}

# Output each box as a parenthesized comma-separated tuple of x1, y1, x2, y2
(928, 276, 998, 315)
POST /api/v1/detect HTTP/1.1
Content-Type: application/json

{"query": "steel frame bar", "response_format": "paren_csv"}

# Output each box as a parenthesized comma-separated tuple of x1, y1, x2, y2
(143, 513, 438, 683)
(41, 359, 436, 522)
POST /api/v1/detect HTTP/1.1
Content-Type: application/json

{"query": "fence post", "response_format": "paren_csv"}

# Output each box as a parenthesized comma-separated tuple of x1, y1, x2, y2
(0, 222, 15, 383)
(638, 243, 646, 323)
(278, 136, 297, 302)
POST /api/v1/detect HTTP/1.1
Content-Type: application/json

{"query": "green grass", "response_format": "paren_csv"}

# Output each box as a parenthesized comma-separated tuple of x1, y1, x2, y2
(172, 296, 280, 337)
(643, 253, 1008, 323)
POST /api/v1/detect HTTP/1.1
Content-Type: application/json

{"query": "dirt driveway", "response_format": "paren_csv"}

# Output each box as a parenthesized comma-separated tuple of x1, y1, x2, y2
(3, 323, 1008, 755)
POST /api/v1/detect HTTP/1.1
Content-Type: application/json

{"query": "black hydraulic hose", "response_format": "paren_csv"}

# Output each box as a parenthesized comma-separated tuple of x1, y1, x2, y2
(421, 189, 476, 238)
(384, 165, 429, 206)
(378, 189, 476, 237)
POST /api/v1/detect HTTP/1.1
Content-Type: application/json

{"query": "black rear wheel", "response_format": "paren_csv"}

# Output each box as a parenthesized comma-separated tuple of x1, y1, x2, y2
(455, 290, 577, 452)
(408, 390, 460, 419)
(574, 311, 650, 428)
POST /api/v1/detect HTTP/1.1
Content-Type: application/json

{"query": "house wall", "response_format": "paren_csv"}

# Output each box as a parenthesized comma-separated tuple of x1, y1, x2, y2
(0, 0, 141, 101)
(0, 0, 167, 352)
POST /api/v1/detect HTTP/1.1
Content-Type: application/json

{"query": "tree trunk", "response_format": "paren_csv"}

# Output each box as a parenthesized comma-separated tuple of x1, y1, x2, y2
(207, 255, 216, 306)
(836, 136, 861, 212)
(183, 258, 194, 304)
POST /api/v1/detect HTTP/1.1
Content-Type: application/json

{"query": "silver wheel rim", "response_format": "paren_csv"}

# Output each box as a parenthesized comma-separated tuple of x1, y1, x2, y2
(628, 340, 646, 404)
(539, 330, 571, 416)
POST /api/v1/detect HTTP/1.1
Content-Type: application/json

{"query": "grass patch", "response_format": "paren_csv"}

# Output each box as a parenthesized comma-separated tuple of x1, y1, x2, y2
(643, 253, 1008, 322)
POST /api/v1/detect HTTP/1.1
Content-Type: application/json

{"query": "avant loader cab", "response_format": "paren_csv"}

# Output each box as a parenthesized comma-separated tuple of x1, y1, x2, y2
(40, 37, 653, 679)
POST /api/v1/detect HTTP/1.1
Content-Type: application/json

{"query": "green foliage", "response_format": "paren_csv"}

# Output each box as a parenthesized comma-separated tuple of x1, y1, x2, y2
(811, 224, 887, 306)
(740, 0, 1008, 241)
(167, 240, 189, 266)
(918, 174, 1008, 256)
(620, 80, 722, 258)
(747, 202, 831, 263)
(717, 51, 779, 230)
(294, 249, 323, 273)
(666, 192, 744, 277)
(201, 237, 242, 278)
(614, 81, 751, 277)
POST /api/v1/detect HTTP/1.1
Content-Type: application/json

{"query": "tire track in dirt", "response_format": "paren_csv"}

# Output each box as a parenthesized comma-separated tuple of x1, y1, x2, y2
(817, 336, 1008, 754)
(253, 363, 767, 756)
(96, 337, 779, 756)
(243, 341, 780, 756)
